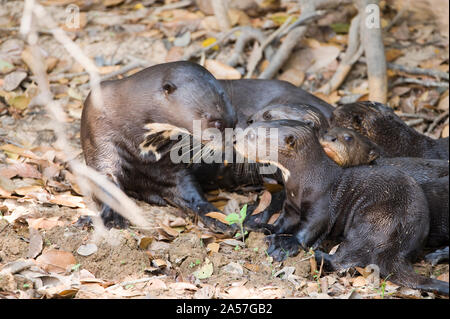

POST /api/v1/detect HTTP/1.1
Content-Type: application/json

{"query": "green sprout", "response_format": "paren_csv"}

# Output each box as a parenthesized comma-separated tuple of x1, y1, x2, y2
(226, 204, 248, 246)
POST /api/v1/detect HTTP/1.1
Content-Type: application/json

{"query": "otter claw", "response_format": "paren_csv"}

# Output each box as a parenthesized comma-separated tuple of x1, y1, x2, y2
(100, 205, 129, 229)
(264, 234, 300, 262)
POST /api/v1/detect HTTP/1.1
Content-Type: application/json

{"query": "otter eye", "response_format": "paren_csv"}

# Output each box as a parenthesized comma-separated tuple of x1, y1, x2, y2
(304, 119, 315, 128)
(247, 118, 254, 125)
(285, 135, 296, 147)
(263, 111, 272, 120)
(343, 134, 353, 142)
(163, 82, 177, 95)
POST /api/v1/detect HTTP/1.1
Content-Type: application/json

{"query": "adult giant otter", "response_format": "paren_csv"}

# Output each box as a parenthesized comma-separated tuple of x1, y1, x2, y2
(331, 101, 449, 159)
(320, 127, 449, 264)
(220, 79, 334, 128)
(235, 119, 448, 295)
(81, 61, 238, 233)
(197, 81, 335, 190)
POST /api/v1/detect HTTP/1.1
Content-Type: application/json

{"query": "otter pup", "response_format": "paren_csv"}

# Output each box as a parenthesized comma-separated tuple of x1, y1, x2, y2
(235, 119, 448, 295)
(319, 127, 449, 183)
(81, 61, 237, 233)
(320, 127, 449, 263)
(246, 103, 329, 134)
(331, 101, 449, 160)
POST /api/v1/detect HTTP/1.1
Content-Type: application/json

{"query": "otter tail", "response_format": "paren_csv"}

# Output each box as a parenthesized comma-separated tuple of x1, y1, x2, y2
(383, 257, 449, 296)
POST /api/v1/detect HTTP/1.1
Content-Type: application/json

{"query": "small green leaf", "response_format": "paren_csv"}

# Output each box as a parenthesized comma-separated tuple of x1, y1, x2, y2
(193, 261, 213, 280)
(225, 213, 240, 225)
(239, 204, 248, 221)
(71, 263, 81, 272)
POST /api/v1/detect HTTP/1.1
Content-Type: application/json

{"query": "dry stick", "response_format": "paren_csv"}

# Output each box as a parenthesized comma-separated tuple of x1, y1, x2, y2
(105, 275, 167, 291)
(359, 57, 449, 81)
(318, 14, 363, 95)
(246, 16, 294, 79)
(183, 26, 242, 60)
(79, 60, 150, 89)
(21, 2, 150, 232)
(397, 112, 436, 122)
(357, 0, 388, 103)
(227, 27, 267, 67)
(276, 9, 326, 40)
(153, 0, 193, 15)
(426, 110, 449, 134)
(391, 78, 449, 88)
(211, 0, 231, 32)
(258, 0, 317, 79)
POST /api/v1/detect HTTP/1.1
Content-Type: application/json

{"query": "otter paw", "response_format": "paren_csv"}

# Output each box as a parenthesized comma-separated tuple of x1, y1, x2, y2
(265, 234, 300, 262)
(201, 215, 238, 237)
(100, 205, 129, 229)
(424, 247, 449, 266)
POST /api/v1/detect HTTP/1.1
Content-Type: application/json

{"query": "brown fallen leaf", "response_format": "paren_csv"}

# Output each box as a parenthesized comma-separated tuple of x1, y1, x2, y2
(36, 249, 77, 273)
(158, 222, 180, 239)
(27, 217, 64, 230)
(0, 162, 42, 179)
(26, 228, 43, 259)
(352, 276, 367, 287)
(243, 263, 259, 272)
(206, 242, 220, 253)
(252, 191, 272, 215)
(267, 212, 280, 224)
(204, 59, 241, 80)
(49, 193, 85, 208)
(205, 212, 230, 225)
(0, 144, 41, 160)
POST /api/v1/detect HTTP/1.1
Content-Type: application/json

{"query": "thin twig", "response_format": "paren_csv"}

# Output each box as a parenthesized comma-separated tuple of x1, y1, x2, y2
(392, 78, 449, 88)
(360, 57, 449, 81)
(105, 275, 167, 291)
(426, 110, 449, 134)
(153, 0, 192, 15)
(246, 16, 295, 78)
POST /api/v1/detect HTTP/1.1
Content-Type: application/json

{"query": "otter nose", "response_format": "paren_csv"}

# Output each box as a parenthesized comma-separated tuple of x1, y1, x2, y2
(324, 135, 337, 142)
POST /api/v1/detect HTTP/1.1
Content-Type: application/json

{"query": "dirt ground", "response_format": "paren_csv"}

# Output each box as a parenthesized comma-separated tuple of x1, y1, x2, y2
(0, 0, 449, 299)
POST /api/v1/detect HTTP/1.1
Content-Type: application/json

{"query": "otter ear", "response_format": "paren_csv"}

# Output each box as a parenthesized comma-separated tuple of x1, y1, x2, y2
(163, 82, 177, 95)
(368, 148, 380, 162)
(285, 135, 296, 147)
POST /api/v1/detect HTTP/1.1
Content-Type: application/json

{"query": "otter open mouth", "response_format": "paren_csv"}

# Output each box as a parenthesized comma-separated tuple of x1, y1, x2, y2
(320, 141, 344, 166)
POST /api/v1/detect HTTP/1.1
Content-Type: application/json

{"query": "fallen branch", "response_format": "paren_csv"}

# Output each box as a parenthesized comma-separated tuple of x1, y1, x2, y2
(426, 110, 449, 134)
(211, 0, 231, 32)
(246, 16, 295, 78)
(183, 26, 242, 60)
(357, 0, 388, 103)
(359, 57, 449, 81)
(318, 14, 363, 94)
(227, 27, 267, 67)
(391, 78, 449, 88)
(258, 0, 317, 79)
(153, 0, 193, 15)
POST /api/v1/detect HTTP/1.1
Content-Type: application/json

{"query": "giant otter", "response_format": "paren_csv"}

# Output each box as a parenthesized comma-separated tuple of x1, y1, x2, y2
(331, 101, 449, 160)
(219, 79, 334, 128)
(320, 127, 449, 263)
(198, 81, 335, 190)
(246, 103, 329, 134)
(81, 61, 238, 233)
(235, 119, 448, 295)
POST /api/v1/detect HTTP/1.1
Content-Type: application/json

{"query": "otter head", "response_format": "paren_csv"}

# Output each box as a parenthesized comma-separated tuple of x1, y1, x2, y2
(319, 127, 380, 167)
(235, 120, 318, 181)
(330, 101, 400, 141)
(246, 104, 329, 134)
(140, 61, 237, 134)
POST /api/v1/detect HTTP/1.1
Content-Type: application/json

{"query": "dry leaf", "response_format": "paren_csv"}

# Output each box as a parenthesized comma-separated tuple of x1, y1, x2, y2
(204, 60, 241, 80)
(278, 69, 305, 87)
(352, 276, 366, 287)
(252, 191, 272, 215)
(26, 228, 43, 259)
(77, 243, 98, 256)
(0, 144, 41, 160)
(206, 242, 220, 253)
(49, 193, 85, 208)
(158, 222, 180, 238)
(27, 217, 64, 230)
(36, 250, 77, 273)
(0, 163, 42, 179)
(205, 212, 230, 225)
